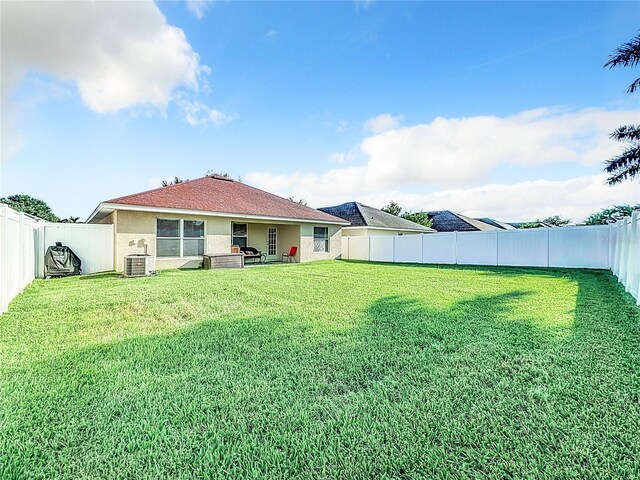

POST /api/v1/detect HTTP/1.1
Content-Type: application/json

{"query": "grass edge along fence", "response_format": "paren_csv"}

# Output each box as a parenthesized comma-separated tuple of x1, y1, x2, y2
(343, 212, 640, 305)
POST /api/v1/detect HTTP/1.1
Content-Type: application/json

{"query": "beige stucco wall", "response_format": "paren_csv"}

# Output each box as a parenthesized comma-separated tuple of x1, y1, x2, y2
(107, 210, 230, 271)
(278, 225, 300, 261)
(97, 209, 341, 270)
(299, 224, 342, 262)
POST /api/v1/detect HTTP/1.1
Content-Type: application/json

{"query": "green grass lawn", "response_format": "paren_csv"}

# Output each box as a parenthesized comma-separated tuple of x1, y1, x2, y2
(1, 261, 638, 479)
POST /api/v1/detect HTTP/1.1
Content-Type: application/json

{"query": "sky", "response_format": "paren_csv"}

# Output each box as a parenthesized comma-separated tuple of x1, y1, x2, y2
(1, 0, 639, 222)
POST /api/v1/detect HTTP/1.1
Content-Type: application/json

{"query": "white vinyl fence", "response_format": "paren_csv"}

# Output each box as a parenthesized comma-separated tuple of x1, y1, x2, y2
(610, 211, 640, 303)
(0, 205, 46, 315)
(1, 204, 114, 314)
(38, 223, 114, 277)
(342, 219, 640, 305)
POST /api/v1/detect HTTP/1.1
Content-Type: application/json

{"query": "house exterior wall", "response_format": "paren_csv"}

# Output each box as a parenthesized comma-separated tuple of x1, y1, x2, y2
(278, 225, 301, 261)
(247, 223, 300, 261)
(100, 209, 341, 271)
(299, 224, 342, 262)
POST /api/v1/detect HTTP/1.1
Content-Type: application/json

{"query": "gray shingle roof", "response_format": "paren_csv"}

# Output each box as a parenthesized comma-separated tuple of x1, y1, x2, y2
(475, 217, 516, 230)
(427, 211, 499, 232)
(319, 202, 435, 232)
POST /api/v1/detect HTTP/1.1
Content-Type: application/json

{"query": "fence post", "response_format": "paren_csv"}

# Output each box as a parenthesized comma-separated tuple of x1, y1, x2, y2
(608, 223, 613, 271)
(545, 227, 550, 268)
(392, 235, 396, 262)
(420, 233, 425, 264)
(368, 235, 371, 261)
(454, 231, 458, 265)
(19, 212, 26, 292)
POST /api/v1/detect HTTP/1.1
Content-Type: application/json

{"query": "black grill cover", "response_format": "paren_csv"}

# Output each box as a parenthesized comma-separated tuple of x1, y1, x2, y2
(44, 245, 82, 276)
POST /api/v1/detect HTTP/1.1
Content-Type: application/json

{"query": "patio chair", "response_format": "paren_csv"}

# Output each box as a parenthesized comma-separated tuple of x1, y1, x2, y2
(282, 246, 298, 263)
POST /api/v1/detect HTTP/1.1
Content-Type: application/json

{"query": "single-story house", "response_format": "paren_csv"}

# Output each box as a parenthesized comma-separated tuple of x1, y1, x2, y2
(318, 202, 435, 236)
(87, 174, 348, 271)
(427, 211, 500, 232)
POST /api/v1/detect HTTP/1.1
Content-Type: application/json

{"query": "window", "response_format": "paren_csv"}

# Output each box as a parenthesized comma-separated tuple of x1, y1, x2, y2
(232, 223, 248, 248)
(313, 227, 329, 252)
(156, 219, 205, 257)
(157, 219, 180, 257)
(183, 220, 204, 256)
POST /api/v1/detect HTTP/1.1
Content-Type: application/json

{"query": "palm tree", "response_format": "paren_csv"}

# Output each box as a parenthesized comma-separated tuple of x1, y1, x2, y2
(604, 33, 640, 185)
(161, 176, 187, 187)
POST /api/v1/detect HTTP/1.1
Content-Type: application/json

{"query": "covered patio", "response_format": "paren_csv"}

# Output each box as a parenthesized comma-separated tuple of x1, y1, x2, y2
(232, 222, 300, 263)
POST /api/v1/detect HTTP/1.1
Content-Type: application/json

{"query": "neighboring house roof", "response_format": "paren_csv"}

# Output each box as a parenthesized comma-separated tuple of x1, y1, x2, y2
(318, 202, 435, 232)
(475, 217, 517, 230)
(508, 221, 558, 229)
(427, 211, 499, 232)
(87, 175, 347, 224)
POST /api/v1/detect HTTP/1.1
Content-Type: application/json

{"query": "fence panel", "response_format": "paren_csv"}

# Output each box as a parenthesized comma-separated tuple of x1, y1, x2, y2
(346, 236, 370, 261)
(548, 225, 610, 269)
(393, 235, 422, 263)
(456, 230, 498, 266)
(422, 232, 456, 264)
(369, 236, 394, 263)
(498, 228, 548, 267)
(616, 212, 640, 304)
(42, 224, 114, 276)
(0, 205, 45, 314)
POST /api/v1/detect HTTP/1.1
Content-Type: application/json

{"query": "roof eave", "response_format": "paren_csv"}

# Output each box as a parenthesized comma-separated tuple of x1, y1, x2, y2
(91, 202, 350, 226)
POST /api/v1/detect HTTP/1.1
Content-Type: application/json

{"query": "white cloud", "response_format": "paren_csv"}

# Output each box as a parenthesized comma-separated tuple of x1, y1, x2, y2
(364, 113, 402, 134)
(2, 1, 208, 113)
(247, 172, 639, 223)
(358, 107, 637, 189)
(328, 153, 347, 164)
(178, 97, 238, 126)
(264, 30, 277, 39)
(244, 106, 640, 222)
(186, 0, 212, 20)
(356, 175, 639, 223)
(2, 2, 208, 112)
(1, 1, 230, 160)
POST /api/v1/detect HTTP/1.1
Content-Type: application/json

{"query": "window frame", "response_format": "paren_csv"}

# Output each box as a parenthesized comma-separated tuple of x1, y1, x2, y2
(313, 226, 329, 253)
(232, 222, 248, 248)
(156, 218, 205, 258)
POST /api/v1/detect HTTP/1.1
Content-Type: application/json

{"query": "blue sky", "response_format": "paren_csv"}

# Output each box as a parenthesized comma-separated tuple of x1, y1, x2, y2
(1, 1, 639, 221)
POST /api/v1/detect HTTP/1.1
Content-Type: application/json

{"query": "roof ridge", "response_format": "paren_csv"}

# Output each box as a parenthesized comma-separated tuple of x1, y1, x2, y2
(352, 202, 368, 226)
(105, 176, 208, 203)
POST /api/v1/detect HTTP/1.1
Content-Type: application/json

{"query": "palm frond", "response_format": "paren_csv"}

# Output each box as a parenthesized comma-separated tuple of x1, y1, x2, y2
(610, 125, 640, 142)
(605, 144, 640, 184)
(627, 77, 640, 94)
(604, 33, 640, 69)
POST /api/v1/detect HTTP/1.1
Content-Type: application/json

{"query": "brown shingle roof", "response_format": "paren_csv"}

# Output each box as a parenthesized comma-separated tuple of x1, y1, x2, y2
(104, 175, 346, 223)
